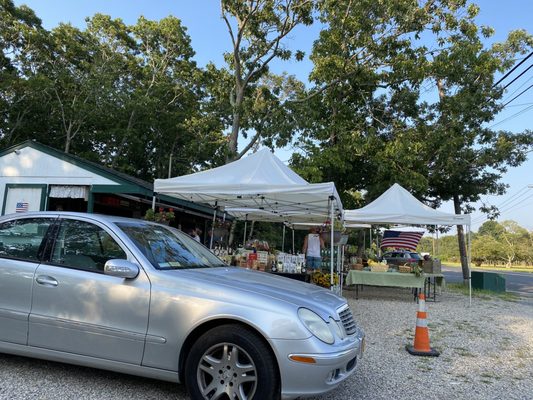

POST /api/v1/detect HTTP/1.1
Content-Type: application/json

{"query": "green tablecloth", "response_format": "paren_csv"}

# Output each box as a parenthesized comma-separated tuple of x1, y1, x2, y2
(345, 270, 426, 288)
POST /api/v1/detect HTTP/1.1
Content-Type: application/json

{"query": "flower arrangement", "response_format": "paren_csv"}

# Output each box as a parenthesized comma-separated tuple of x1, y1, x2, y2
(144, 207, 175, 223)
(311, 272, 339, 289)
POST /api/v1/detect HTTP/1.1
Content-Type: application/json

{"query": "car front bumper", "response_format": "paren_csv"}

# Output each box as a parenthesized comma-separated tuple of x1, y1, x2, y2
(270, 328, 365, 399)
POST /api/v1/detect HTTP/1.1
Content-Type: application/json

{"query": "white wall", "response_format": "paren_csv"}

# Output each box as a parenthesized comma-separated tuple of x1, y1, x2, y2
(0, 146, 119, 214)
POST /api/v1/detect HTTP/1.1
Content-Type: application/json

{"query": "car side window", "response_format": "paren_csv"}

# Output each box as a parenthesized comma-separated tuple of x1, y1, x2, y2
(0, 218, 54, 262)
(50, 219, 127, 272)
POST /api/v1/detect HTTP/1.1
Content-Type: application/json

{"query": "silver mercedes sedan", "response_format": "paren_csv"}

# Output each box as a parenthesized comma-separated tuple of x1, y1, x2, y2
(0, 212, 364, 400)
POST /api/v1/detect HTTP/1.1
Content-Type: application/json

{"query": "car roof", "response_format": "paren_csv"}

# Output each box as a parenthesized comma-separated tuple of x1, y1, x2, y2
(0, 211, 147, 225)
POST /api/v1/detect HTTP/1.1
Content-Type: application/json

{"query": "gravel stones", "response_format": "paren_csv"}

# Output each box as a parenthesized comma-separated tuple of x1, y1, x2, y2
(1, 287, 531, 400)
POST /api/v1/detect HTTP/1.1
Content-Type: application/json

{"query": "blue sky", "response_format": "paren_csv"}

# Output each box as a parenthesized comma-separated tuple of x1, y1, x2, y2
(14, 0, 533, 231)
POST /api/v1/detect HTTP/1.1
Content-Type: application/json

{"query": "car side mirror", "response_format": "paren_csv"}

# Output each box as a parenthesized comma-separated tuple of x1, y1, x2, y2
(104, 259, 139, 279)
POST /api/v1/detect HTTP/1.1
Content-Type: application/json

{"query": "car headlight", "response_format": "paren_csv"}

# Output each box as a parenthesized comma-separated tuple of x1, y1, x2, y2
(329, 317, 345, 340)
(298, 308, 334, 344)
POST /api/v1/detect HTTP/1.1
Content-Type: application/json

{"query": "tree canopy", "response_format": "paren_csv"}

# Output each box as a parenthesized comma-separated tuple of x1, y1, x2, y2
(1, 0, 532, 259)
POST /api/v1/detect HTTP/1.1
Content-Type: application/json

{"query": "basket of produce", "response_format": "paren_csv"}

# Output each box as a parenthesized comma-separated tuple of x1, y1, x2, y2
(351, 263, 364, 271)
(398, 265, 412, 273)
(370, 263, 388, 272)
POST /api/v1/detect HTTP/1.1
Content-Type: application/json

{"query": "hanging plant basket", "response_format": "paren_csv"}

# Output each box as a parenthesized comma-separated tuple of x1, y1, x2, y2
(321, 230, 343, 244)
(213, 227, 229, 240)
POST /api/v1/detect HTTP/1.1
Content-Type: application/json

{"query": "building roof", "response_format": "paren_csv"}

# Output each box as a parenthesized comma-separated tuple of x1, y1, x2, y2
(0, 140, 219, 217)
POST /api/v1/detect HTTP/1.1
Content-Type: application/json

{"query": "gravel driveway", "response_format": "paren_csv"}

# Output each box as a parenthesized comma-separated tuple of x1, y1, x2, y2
(1, 287, 532, 400)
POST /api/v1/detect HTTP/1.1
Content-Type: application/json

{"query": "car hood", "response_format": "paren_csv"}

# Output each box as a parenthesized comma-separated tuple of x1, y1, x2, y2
(166, 267, 347, 320)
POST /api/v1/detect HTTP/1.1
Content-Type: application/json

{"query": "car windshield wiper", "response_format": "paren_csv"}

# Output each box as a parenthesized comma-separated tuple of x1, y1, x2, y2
(159, 264, 226, 270)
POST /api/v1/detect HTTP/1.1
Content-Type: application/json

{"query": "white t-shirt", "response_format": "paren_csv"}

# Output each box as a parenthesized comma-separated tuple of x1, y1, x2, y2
(306, 234, 321, 258)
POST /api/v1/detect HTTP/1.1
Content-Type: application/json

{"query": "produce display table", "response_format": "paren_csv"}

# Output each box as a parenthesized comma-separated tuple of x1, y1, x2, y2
(423, 273, 445, 302)
(345, 270, 426, 300)
(270, 272, 311, 283)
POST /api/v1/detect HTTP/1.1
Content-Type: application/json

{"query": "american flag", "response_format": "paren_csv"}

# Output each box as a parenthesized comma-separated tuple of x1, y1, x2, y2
(380, 230, 423, 251)
(15, 202, 29, 213)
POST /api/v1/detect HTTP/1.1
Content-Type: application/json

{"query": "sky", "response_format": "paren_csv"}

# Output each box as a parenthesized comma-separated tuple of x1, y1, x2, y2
(13, 0, 533, 231)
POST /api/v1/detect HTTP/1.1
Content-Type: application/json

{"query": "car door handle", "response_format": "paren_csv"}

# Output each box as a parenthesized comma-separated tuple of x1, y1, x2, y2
(36, 275, 58, 287)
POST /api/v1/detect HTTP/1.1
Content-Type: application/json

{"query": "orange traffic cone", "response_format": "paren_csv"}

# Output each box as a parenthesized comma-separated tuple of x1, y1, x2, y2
(406, 293, 440, 357)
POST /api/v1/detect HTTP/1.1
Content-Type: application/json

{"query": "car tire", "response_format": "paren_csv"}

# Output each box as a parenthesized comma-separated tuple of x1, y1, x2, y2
(185, 324, 279, 400)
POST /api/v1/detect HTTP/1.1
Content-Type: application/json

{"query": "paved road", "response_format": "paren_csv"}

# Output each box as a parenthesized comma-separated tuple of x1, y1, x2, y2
(442, 265, 533, 301)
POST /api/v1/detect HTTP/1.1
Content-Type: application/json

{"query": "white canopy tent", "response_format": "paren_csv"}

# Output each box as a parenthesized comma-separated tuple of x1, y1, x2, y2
(344, 183, 473, 304)
(155, 149, 343, 220)
(344, 183, 470, 226)
(154, 149, 344, 289)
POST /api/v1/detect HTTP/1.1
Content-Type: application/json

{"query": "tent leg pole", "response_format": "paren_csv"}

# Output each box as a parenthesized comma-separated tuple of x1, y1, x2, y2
(340, 244, 345, 296)
(292, 229, 295, 254)
(330, 200, 334, 289)
(466, 226, 472, 307)
(282, 224, 285, 253)
(209, 202, 217, 250)
(243, 218, 248, 245)
(152, 195, 156, 211)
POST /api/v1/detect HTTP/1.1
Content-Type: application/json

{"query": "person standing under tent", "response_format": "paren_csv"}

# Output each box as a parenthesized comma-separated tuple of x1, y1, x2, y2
(302, 227, 324, 271)
(191, 227, 201, 242)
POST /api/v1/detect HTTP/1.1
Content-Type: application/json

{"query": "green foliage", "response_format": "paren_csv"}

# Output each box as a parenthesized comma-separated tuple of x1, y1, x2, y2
(419, 220, 532, 267)
(0, 4, 226, 180)
(144, 208, 175, 223)
(220, 0, 313, 161)
(290, 0, 533, 218)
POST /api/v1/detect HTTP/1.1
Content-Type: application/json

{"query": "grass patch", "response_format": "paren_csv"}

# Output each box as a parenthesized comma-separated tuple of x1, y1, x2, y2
(444, 262, 533, 273)
(454, 347, 475, 357)
(516, 348, 532, 359)
(446, 283, 520, 302)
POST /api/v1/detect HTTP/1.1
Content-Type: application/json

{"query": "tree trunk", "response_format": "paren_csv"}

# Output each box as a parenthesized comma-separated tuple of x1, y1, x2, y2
(228, 220, 237, 247)
(227, 90, 243, 162)
(248, 220, 255, 239)
(453, 194, 469, 284)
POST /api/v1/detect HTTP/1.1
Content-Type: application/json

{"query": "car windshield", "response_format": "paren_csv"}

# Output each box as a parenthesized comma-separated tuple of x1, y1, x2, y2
(117, 222, 226, 270)
(410, 252, 422, 260)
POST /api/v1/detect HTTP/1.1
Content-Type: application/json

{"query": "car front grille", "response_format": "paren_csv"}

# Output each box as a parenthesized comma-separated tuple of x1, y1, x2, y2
(338, 306, 357, 336)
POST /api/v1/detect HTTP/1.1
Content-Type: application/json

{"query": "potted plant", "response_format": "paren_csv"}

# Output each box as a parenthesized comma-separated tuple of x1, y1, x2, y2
(144, 207, 175, 225)
(212, 219, 232, 240)
(320, 219, 345, 244)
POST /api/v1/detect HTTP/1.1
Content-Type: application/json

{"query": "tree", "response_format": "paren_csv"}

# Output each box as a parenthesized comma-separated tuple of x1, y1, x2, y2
(1, 3, 229, 180)
(220, 0, 313, 161)
(421, 4, 533, 281)
(292, 0, 533, 283)
(0, 0, 48, 146)
(478, 220, 505, 239)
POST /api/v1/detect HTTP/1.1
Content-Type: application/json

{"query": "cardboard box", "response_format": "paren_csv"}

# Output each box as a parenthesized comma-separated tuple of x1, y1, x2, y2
(423, 259, 442, 274)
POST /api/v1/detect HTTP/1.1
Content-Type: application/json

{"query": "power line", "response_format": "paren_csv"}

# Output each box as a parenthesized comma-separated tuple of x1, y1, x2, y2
(504, 74, 533, 100)
(494, 185, 530, 209)
(501, 63, 533, 90)
(503, 83, 533, 107)
(506, 102, 533, 108)
(498, 191, 533, 214)
(472, 191, 533, 225)
(470, 185, 531, 224)
(489, 103, 533, 129)
(493, 51, 533, 88)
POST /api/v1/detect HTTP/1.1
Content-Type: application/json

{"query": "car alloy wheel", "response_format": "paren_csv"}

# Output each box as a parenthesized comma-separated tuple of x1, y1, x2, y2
(197, 342, 257, 399)
(185, 324, 279, 400)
